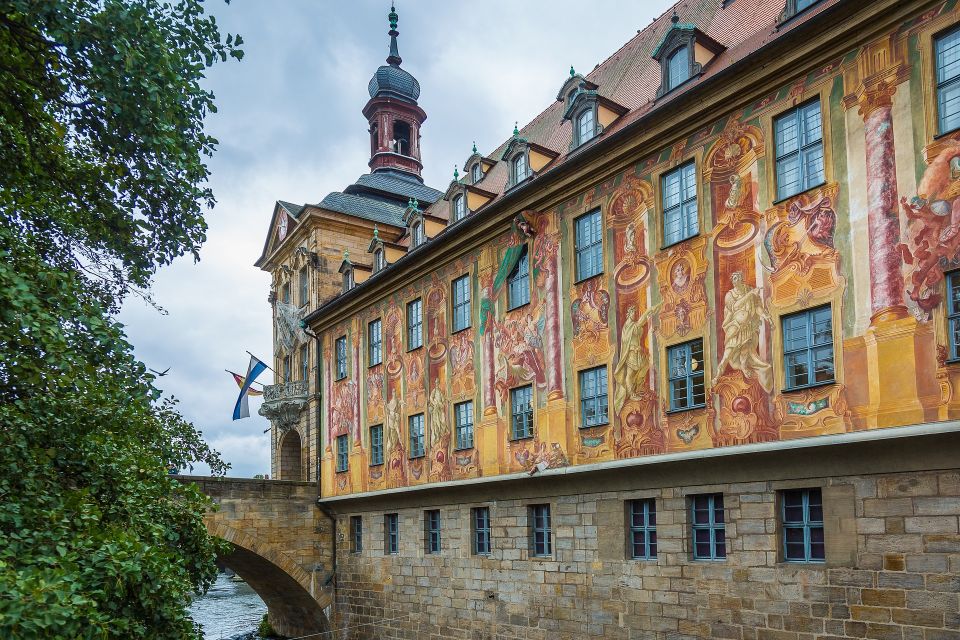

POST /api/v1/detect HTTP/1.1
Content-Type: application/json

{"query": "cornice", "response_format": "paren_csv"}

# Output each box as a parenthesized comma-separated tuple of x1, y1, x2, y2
(305, 0, 924, 333)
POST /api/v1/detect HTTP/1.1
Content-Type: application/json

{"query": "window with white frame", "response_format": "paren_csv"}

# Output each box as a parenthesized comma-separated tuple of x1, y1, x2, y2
(529, 504, 552, 557)
(666, 45, 690, 91)
(662, 160, 698, 246)
(781, 488, 825, 563)
(451, 274, 471, 332)
(453, 194, 466, 222)
(937, 26, 960, 135)
(629, 499, 657, 560)
(368, 318, 382, 366)
(691, 493, 726, 560)
(575, 208, 603, 281)
(774, 99, 825, 201)
(782, 305, 834, 390)
(579, 366, 608, 427)
(513, 153, 529, 183)
(454, 401, 474, 450)
(406, 298, 422, 350)
(577, 108, 596, 145)
(408, 413, 425, 458)
(510, 385, 533, 439)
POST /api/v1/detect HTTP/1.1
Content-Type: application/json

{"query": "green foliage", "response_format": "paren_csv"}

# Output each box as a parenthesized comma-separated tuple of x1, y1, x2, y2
(0, 0, 242, 638)
(257, 613, 277, 638)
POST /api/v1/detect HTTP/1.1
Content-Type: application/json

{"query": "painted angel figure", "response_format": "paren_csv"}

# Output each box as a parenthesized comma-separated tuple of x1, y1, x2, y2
(716, 271, 773, 392)
(428, 381, 448, 442)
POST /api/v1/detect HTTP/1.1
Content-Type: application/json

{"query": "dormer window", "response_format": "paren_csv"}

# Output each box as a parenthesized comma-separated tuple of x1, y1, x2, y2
(412, 221, 424, 247)
(471, 163, 482, 183)
(343, 269, 354, 292)
(780, 0, 821, 22)
(373, 248, 386, 272)
(652, 14, 724, 99)
(666, 45, 690, 91)
(576, 109, 596, 145)
(453, 194, 466, 222)
(513, 154, 529, 183)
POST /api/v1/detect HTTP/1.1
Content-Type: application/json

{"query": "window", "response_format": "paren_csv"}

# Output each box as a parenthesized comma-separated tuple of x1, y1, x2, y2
(472, 507, 491, 555)
(300, 344, 309, 382)
(424, 509, 441, 554)
(393, 120, 411, 155)
(662, 161, 698, 246)
(373, 248, 386, 272)
(471, 162, 482, 183)
(510, 385, 534, 439)
(408, 413, 425, 458)
(282, 282, 291, 304)
(406, 298, 422, 350)
(782, 488, 825, 563)
(577, 108, 596, 145)
(629, 499, 657, 560)
(667, 339, 706, 411)
(335, 336, 347, 380)
(350, 515, 363, 553)
(282, 354, 291, 383)
(691, 494, 726, 560)
(411, 221, 424, 248)
(507, 245, 530, 310)
(949, 272, 960, 360)
(453, 194, 466, 222)
(782, 305, 834, 390)
(452, 274, 471, 332)
(774, 99, 825, 201)
(336, 434, 349, 472)
(513, 153, 529, 183)
(342, 269, 353, 292)
(666, 45, 690, 91)
(937, 26, 960, 134)
(529, 504, 552, 557)
(579, 366, 609, 427)
(299, 267, 309, 306)
(369, 424, 384, 466)
(454, 401, 474, 450)
(368, 319, 382, 366)
(575, 209, 603, 281)
(384, 513, 399, 554)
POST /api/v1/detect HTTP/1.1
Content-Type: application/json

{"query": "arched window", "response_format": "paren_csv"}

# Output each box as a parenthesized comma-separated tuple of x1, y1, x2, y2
(513, 153, 529, 183)
(373, 248, 385, 272)
(411, 221, 424, 247)
(393, 120, 411, 156)
(370, 122, 379, 156)
(342, 269, 354, 292)
(453, 194, 466, 222)
(567, 88, 578, 106)
(667, 46, 690, 91)
(471, 163, 482, 183)
(577, 109, 595, 145)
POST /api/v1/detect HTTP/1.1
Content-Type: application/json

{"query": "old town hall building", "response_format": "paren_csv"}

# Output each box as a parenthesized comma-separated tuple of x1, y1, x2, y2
(256, 1, 960, 638)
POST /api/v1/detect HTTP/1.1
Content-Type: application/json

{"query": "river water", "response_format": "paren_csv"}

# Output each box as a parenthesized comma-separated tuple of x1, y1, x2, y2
(190, 572, 267, 640)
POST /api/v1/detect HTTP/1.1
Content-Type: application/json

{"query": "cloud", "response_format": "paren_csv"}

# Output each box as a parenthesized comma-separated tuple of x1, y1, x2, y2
(119, 0, 671, 478)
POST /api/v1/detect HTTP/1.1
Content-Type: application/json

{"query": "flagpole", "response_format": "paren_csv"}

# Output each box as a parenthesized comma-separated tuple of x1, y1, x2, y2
(246, 351, 278, 376)
(225, 369, 266, 388)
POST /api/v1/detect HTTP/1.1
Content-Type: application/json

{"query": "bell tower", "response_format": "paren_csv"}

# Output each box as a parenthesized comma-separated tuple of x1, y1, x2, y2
(362, 4, 427, 181)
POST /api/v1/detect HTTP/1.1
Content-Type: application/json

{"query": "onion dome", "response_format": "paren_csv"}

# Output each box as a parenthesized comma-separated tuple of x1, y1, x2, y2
(367, 4, 421, 103)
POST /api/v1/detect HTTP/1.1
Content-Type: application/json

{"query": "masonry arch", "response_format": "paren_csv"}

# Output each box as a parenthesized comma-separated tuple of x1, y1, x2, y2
(279, 429, 303, 481)
(208, 522, 329, 638)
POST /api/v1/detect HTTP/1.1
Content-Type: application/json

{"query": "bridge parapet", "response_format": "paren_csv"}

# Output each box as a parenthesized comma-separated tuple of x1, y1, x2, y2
(177, 476, 333, 638)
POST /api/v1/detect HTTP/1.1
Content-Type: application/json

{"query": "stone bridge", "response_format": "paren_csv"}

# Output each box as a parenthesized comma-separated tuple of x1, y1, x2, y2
(177, 476, 334, 638)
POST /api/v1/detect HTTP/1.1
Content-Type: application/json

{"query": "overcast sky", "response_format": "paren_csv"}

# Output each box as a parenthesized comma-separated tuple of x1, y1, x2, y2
(119, 0, 674, 478)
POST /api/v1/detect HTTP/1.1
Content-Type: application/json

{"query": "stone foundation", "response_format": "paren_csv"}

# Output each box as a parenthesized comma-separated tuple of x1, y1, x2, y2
(327, 432, 960, 639)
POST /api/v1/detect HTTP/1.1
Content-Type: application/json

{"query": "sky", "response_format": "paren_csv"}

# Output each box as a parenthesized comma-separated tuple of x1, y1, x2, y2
(119, 0, 674, 478)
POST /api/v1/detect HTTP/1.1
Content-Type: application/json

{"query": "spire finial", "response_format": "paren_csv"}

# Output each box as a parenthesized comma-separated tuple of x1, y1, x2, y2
(412, 197, 419, 211)
(387, 3, 402, 66)
(373, 225, 380, 240)
(671, 9, 679, 24)
(472, 141, 478, 154)
(453, 166, 460, 181)
(513, 121, 519, 137)
(570, 65, 576, 77)
(343, 249, 350, 261)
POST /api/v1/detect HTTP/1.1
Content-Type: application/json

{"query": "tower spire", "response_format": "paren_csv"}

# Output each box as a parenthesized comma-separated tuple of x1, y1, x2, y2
(387, 3, 402, 67)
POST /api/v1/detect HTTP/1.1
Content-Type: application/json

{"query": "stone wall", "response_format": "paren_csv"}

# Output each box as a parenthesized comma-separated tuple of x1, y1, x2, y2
(328, 433, 960, 640)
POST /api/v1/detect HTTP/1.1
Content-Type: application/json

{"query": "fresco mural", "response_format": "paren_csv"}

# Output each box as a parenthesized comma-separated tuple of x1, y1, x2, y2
(318, 10, 960, 496)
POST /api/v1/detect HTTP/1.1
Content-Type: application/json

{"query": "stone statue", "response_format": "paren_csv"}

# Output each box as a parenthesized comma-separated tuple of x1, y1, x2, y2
(274, 301, 308, 352)
(717, 271, 773, 392)
(613, 304, 657, 415)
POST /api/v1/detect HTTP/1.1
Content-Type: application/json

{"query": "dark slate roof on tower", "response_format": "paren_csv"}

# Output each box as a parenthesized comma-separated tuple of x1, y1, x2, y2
(317, 192, 406, 227)
(345, 172, 442, 205)
(367, 4, 421, 103)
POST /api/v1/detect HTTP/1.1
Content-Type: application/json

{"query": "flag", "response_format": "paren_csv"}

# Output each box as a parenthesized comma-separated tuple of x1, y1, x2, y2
(233, 355, 268, 420)
(229, 370, 263, 396)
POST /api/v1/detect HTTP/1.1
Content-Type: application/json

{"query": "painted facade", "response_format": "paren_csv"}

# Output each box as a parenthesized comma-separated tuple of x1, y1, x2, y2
(311, 1, 960, 499)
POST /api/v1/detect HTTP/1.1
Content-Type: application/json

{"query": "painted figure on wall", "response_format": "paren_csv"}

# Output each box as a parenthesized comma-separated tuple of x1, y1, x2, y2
(717, 271, 773, 392)
(899, 138, 960, 315)
(612, 305, 657, 415)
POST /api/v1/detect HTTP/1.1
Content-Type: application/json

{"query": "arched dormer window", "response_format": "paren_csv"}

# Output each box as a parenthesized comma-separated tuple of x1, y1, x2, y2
(411, 221, 424, 247)
(512, 153, 529, 183)
(577, 109, 596, 145)
(666, 45, 690, 91)
(452, 194, 466, 222)
(471, 162, 482, 183)
(373, 248, 386, 272)
(343, 269, 354, 292)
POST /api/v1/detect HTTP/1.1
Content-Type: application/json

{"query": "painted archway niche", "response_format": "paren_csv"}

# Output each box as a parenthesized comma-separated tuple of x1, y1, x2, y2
(278, 429, 303, 481)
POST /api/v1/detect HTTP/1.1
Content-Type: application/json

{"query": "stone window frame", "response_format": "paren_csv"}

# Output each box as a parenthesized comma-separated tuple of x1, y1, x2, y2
(299, 343, 309, 382)
(690, 493, 727, 561)
(780, 487, 825, 563)
(298, 266, 309, 306)
(373, 247, 386, 273)
(510, 151, 530, 186)
(627, 498, 657, 561)
(384, 513, 399, 555)
(452, 193, 467, 222)
(349, 515, 363, 554)
(528, 503, 553, 558)
(769, 479, 856, 567)
(471, 506, 492, 556)
(470, 161, 483, 184)
(423, 509, 441, 555)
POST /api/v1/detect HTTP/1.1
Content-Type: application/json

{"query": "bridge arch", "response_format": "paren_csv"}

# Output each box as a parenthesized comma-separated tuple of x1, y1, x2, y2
(209, 522, 330, 638)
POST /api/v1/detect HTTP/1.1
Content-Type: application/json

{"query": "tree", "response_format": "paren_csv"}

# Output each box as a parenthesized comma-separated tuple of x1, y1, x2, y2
(0, 1, 242, 637)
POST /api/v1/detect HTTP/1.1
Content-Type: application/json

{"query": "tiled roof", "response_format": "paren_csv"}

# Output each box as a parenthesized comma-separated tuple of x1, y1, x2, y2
(422, 0, 835, 219)
(317, 192, 406, 227)
(346, 172, 443, 205)
(277, 200, 305, 218)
